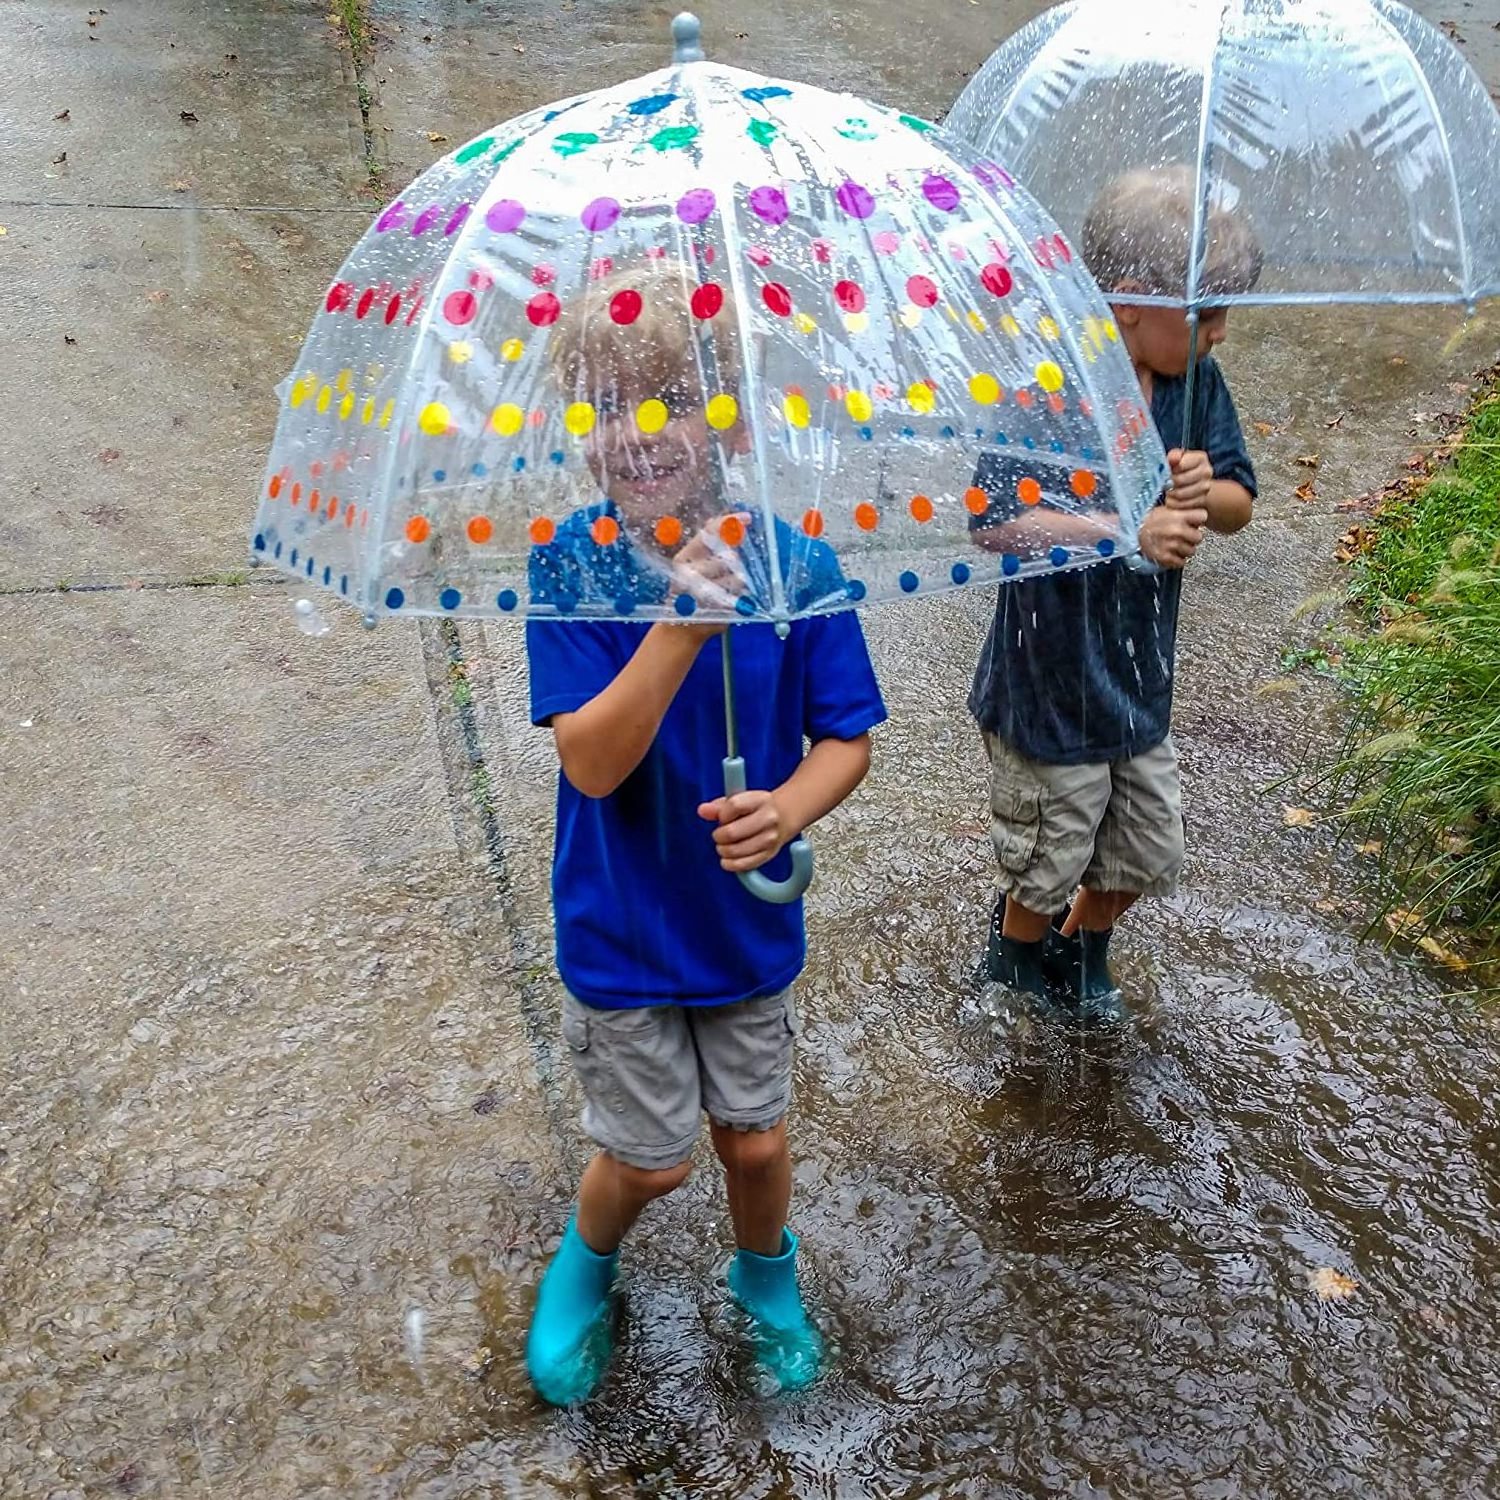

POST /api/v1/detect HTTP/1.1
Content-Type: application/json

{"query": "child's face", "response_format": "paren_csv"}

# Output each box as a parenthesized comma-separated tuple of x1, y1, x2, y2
(1117, 302, 1230, 377)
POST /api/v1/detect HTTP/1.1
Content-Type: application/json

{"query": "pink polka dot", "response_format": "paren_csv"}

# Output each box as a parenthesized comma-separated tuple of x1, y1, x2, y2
(486, 199, 526, 233)
(973, 160, 1015, 192)
(677, 188, 715, 223)
(590, 256, 614, 280)
(532, 263, 556, 286)
(747, 245, 772, 267)
(922, 173, 961, 211)
(836, 181, 875, 218)
(468, 269, 494, 291)
(443, 290, 478, 325)
(811, 238, 833, 264)
(906, 274, 938, 307)
(691, 282, 724, 319)
(749, 186, 789, 225)
(527, 292, 561, 326)
(981, 263, 1014, 297)
(326, 281, 354, 313)
(580, 197, 621, 232)
(873, 230, 901, 255)
(833, 279, 865, 313)
(762, 283, 792, 317)
(610, 289, 642, 325)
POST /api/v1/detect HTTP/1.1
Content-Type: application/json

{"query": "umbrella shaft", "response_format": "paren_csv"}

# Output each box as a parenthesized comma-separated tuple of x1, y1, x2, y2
(722, 630, 739, 762)
(1180, 313, 1202, 453)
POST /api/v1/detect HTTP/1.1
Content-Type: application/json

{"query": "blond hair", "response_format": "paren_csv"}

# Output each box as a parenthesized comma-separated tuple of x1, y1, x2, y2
(1082, 165, 1262, 299)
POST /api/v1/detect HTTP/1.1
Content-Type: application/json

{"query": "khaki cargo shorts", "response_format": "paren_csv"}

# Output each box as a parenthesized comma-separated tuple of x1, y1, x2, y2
(561, 989, 799, 1171)
(983, 732, 1185, 916)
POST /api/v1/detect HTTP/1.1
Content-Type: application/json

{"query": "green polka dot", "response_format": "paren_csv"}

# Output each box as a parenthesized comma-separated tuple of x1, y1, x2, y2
(455, 136, 495, 165)
(649, 124, 700, 151)
(552, 131, 599, 157)
(489, 138, 523, 166)
(899, 113, 935, 132)
(747, 118, 778, 146)
(836, 116, 878, 141)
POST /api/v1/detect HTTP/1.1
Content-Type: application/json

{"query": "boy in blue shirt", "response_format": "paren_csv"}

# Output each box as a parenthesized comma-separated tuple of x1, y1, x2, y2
(523, 265, 885, 1403)
(970, 167, 1260, 1023)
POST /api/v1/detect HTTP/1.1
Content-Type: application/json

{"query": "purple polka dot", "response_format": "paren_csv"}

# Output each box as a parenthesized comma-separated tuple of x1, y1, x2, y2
(581, 196, 621, 232)
(485, 198, 526, 233)
(677, 187, 716, 224)
(922, 173, 961, 212)
(410, 203, 443, 236)
(973, 160, 1015, 192)
(376, 201, 408, 232)
(444, 202, 472, 236)
(748, 186, 789, 225)
(836, 181, 876, 219)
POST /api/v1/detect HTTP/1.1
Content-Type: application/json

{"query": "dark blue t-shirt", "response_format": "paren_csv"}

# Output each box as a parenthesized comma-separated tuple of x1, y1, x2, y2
(968, 358, 1256, 765)
(527, 509, 887, 1010)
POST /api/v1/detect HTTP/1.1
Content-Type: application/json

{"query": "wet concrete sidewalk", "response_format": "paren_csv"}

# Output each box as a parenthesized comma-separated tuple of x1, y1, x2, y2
(2, 1, 1498, 1495)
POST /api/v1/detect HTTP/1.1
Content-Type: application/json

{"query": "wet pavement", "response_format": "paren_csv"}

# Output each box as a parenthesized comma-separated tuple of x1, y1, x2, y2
(2, 0, 1498, 1495)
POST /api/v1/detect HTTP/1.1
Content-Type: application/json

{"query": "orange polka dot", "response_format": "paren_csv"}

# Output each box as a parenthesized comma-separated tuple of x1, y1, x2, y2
(1070, 470, 1097, 499)
(655, 516, 683, 547)
(909, 494, 934, 523)
(1015, 389, 1034, 409)
(308, 489, 321, 514)
(344, 505, 355, 529)
(268, 473, 283, 499)
(719, 515, 746, 547)
(854, 502, 879, 532)
(530, 517, 556, 545)
(290, 482, 302, 506)
(406, 515, 431, 543)
(964, 486, 989, 515)
(826, 383, 844, 402)
(1017, 477, 1042, 507)
(310, 460, 324, 479)
(1080, 398, 1095, 419)
(327, 496, 340, 520)
(332, 451, 350, 473)
(801, 509, 825, 539)
(1047, 394, 1065, 414)
(467, 515, 493, 544)
(592, 515, 620, 546)
(529, 409, 546, 428)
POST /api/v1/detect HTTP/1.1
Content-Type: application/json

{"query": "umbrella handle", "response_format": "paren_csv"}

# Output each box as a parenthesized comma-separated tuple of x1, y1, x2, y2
(721, 756, 814, 905)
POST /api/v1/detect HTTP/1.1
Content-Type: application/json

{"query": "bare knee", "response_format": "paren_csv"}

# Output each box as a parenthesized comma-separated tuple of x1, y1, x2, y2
(711, 1120, 787, 1179)
(611, 1155, 692, 1203)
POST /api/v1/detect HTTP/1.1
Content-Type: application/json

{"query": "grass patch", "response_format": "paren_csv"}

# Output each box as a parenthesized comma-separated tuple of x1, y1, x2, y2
(1320, 383, 1500, 975)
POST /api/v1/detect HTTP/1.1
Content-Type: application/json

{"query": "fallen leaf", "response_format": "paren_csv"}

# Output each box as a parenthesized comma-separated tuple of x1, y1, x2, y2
(461, 1347, 494, 1379)
(1252, 420, 1278, 438)
(1356, 840, 1383, 856)
(180, 110, 198, 124)
(426, 131, 449, 143)
(512, 42, 525, 52)
(98, 448, 122, 462)
(1389, 354, 1408, 367)
(0, 227, 7, 236)
(1308, 1267, 1359, 1301)
(1417, 934, 1470, 972)
(1283, 805, 1318, 828)
(51, 150, 67, 165)
(1325, 411, 1346, 429)
(1384, 907, 1428, 937)
(1294, 453, 1320, 469)
(1294, 479, 1318, 503)
(54, 108, 71, 121)
(168, 179, 191, 192)
(145, 290, 169, 303)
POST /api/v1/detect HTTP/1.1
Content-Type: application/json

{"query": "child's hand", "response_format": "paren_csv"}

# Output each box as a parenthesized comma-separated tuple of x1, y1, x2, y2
(696, 788, 791, 873)
(1166, 448, 1214, 510)
(669, 514, 750, 629)
(1138, 503, 1208, 569)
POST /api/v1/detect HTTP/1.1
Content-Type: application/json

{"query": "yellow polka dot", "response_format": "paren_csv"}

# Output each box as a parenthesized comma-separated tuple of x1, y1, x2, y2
(289, 375, 314, 408)
(448, 340, 474, 365)
(793, 312, 818, 336)
(1036, 361, 1066, 394)
(1039, 316, 1061, 341)
(898, 303, 923, 329)
(1104, 319, 1119, 342)
(335, 367, 352, 393)
(491, 403, 525, 437)
(564, 401, 596, 436)
(379, 399, 395, 429)
(783, 392, 811, 428)
(315, 385, 333, 414)
(636, 399, 669, 435)
(845, 390, 873, 423)
(339, 391, 355, 420)
(705, 393, 739, 429)
(1000, 315, 1022, 337)
(843, 311, 870, 334)
(907, 382, 935, 414)
(501, 337, 525, 362)
(968, 372, 1000, 405)
(361, 396, 376, 425)
(967, 309, 987, 334)
(419, 401, 451, 435)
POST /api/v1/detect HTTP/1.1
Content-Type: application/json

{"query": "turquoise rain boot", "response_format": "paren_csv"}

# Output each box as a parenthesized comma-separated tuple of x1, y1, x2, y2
(727, 1228, 824, 1391)
(525, 1218, 619, 1406)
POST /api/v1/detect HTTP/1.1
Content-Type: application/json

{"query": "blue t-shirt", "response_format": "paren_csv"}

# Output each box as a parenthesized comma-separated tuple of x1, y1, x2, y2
(526, 510, 887, 1010)
(968, 358, 1256, 765)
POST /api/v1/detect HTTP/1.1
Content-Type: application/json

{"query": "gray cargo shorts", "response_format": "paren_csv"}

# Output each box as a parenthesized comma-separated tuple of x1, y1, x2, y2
(561, 989, 799, 1171)
(984, 732, 1185, 916)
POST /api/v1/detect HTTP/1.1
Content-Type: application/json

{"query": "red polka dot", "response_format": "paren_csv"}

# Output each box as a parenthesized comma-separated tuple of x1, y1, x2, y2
(527, 292, 561, 327)
(326, 281, 354, 313)
(833, 279, 866, 313)
(384, 294, 402, 325)
(356, 288, 376, 319)
(691, 282, 724, 319)
(1018, 478, 1042, 506)
(906, 275, 939, 307)
(762, 283, 792, 317)
(980, 263, 1014, 297)
(610, 289, 643, 325)
(443, 290, 477, 325)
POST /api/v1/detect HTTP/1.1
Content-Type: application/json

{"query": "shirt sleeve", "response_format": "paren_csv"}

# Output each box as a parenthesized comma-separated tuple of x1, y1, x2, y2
(526, 620, 625, 727)
(800, 610, 888, 743)
(1200, 360, 1258, 497)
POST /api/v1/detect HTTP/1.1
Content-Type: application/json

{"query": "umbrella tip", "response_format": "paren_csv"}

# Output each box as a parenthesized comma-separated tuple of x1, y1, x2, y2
(671, 12, 704, 64)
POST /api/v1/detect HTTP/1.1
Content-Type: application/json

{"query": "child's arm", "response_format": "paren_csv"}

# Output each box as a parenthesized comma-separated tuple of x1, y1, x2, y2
(697, 733, 872, 874)
(1167, 448, 1253, 534)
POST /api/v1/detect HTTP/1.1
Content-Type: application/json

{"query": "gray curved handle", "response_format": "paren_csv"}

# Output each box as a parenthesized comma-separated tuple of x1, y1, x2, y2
(722, 756, 814, 905)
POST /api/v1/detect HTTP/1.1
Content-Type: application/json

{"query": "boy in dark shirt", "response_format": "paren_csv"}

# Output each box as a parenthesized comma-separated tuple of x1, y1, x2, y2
(970, 167, 1260, 1022)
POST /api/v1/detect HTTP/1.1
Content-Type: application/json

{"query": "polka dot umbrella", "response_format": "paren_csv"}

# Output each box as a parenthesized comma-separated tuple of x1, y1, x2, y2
(249, 12, 1168, 902)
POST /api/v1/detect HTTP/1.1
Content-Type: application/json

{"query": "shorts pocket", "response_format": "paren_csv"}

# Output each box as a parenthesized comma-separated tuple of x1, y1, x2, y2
(561, 1002, 590, 1053)
(782, 991, 801, 1038)
(988, 753, 1044, 875)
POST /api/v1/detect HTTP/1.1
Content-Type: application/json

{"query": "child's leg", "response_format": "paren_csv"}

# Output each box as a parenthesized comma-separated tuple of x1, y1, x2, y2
(576, 1151, 693, 1254)
(709, 1118, 789, 1257)
(1059, 889, 1139, 935)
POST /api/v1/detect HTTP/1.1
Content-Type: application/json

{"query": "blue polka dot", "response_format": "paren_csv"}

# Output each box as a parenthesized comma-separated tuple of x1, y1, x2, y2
(340, 575, 349, 594)
(899, 570, 919, 593)
(397, 476, 407, 489)
(1050, 440, 1066, 454)
(859, 426, 873, 441)
(628, 92, 677, 115)
(1022, 436, 1036, 450)
(974, 426, 986, 439)
(555, 592, 578, 615)
(941, 425, 956, 439)
(274, 541, 283, 559)
(1081, 447, 1096, 462)
(735, 595, 757, 617)
(1001, 554, 1021, 577)
(614, 593, 637, 615)
(995, 431, 1010, 445)
(1098, 538, 1116, 558)
(306, 557, 315, 577)
(845, 579, 867, 602)
(497, 589, 519, 612)
(440, 587, 461, 610)
(433, 468, 447, 482)
(253, 532, 266, 552)
(900, 426, 915, 439)
(471, 461, 488, 478)
(951, 562, 971, 585)
(743, 85, 792, 102)
(550, 450, 565, 466)
(1050, 546, 1069, 568)
(514, 456, 527, 473)
(674, 593, 697, 617)
(322, 565, 332, 585)
(289, 548, 299, 567)
(386, 587, 406, 610)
